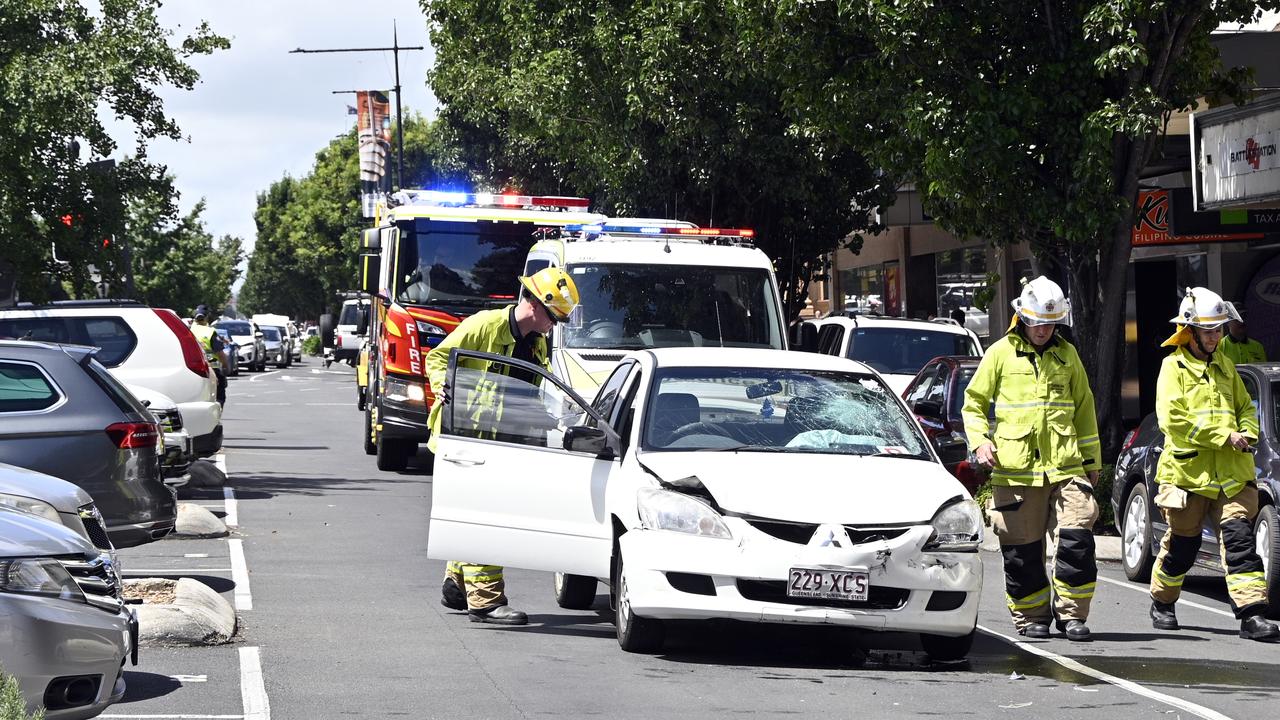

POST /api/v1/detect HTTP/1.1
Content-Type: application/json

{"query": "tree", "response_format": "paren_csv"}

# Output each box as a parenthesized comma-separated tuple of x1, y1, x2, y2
(761, 0, 1279, 453)
(240, 113, 464, 319)
(423, 0, 896, 317)
(0, 0, 228, 302)
(121, 191, 244, 313)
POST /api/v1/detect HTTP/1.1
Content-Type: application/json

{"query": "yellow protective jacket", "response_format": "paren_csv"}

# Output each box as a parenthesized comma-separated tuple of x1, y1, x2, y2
(1219, 335, 1266, 365)
(962, 331, 1101, 486)
(425, 307, 548, 453)
(191, 324, 221, 370)
(1155, 345, 1259, 499)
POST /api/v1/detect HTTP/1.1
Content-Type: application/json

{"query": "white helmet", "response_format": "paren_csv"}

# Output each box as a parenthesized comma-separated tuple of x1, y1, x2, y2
(1169, 287, 1239, 329)
(1011, 276, 1071, 326)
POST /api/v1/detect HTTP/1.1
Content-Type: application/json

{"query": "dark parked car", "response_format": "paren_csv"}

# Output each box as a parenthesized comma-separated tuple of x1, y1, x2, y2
(902, 356, 985, 492)
(0, 340, 177, 548)
(1112, 361, 1280, 614)
(214, 326, 239, 376)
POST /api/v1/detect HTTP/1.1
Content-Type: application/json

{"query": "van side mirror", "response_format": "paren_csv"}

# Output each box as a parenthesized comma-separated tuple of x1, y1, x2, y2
(356, 306, 370, 336)
(790, 323, 818, 353)
(360, 253, 381, 295)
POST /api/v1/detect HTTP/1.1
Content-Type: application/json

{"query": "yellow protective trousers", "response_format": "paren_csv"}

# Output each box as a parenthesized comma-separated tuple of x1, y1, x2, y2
(444, 561, 507, 611)
(990, 478, 1099, 630)
(1150, 483, 1267, 617)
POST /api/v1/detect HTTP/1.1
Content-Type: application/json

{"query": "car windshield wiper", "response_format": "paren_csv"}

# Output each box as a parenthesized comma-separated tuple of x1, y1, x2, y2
(693, 444, 785, 452)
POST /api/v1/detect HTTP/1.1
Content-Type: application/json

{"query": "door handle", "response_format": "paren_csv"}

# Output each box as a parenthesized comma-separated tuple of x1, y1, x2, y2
(443, 454, 485, 466)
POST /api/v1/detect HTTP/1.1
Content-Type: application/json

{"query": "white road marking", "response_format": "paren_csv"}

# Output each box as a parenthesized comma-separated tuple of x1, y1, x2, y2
(305, 403, 351, 406)
(100, 715, 242, 719)
(240, 647, 271, 720)
(229, 403, 288, 406)
(214, 452, 227, 475)
(183, 553, 210, 558)
(248, 371, 280, 383)
(229, 538, 253, 610)
(224, 486, 238, 528)
(169, 674, 208, 683)
(1096, 575, 1235, 618)
(979, 624, 1235, 720)
(122, 568, 233, 574)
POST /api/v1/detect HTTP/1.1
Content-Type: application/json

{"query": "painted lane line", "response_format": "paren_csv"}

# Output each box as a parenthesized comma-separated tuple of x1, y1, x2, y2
(978, 624, 1234, 720)
(1096, 575, 1235, 618)
(214, 452, 227, 475)
(122, 568, 233, 574)
(229, 538, 253, 610)
(228, 403, 288, 406)
(169, 674, 208, 683)
(240, 647, 271, 720)
(305, 403, 351, 406)
(224, 486, 239, 528)
(100, 715, 242, 719)
(248, 370, 280, 383)
(183, 553, 210, 558)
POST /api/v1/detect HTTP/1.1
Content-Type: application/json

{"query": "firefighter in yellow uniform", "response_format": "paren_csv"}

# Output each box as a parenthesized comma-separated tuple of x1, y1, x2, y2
(1219, 303, 1267, 365)
(425, 267, 579, 626)
(1149, 288, 1279, 640)
(190, 305, 227, 407)
(963, 276, 1100, 641)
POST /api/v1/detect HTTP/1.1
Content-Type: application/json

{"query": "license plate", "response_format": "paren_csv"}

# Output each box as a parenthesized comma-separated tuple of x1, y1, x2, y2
(787, 567, 869, 601)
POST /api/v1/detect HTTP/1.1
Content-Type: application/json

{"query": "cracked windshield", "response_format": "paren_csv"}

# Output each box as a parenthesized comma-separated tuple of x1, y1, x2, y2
(645, 367, 928, 456)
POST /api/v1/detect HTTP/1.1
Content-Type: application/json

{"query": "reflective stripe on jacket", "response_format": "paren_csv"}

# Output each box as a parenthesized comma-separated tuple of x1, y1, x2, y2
(1219, 335, 1266, 365)
(425, 307, 548, 452)
(1155, 345, 1258, 499)
(191, 324, 221, 369)
(961, 332, 1101, 486)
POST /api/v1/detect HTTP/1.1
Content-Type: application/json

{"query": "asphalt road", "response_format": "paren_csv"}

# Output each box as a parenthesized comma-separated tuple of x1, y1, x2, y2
(110, 361, 1280, 720)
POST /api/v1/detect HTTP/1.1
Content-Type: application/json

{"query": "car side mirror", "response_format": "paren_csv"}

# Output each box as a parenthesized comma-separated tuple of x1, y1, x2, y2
(255, 331, 263, 339)
(563, 425, 611, 456)
(936, 441, 968, 466)
(913, 399, 944, 418)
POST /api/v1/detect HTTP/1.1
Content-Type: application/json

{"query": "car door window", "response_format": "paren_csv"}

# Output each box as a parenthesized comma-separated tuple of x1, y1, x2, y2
(903, 363, 936, 406)
(443, 350, 608, 452)
(589, 361, 634, 427)
(0, 360, 62, 412)
(816, 325, 845, 355)
(924, 364, 948, 404)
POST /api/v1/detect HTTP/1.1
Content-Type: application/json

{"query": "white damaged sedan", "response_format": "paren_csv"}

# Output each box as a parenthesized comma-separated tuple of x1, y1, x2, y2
(427, 347, 983, 660)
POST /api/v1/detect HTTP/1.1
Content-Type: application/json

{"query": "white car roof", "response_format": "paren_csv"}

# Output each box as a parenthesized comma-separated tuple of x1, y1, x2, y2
(642, 347, 876, 375)
(558, 241, 773, 270)
(809, 315, 975, 336)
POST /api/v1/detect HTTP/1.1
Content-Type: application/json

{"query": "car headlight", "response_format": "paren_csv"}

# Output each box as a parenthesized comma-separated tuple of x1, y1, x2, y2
(0, 558, 86, 602)
(385, 376, 426, 403)
(416, 320, 447, 337)
(0, 493, 61, 524)
(924, 499, 982, 552)
(636, 487, 731, 539)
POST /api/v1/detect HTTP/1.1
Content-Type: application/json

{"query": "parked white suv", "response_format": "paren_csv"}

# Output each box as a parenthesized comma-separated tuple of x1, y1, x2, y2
(0, 300, 223, 456)
(801, 315, 983, 395)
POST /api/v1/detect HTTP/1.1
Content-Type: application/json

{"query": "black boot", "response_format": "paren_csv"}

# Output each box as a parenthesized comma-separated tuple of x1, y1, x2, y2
(441, 578, 466, 611)
(1017, 622, 1049, 639)
(1150, 600, 1179, 631)
(469, 604, 528, 626)
(1240, 615, 1280, 641)
(1056, 619, 1092, 641)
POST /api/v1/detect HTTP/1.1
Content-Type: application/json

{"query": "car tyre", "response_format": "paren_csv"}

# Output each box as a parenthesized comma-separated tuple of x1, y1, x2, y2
(615, 553, 663, 653)
(376, 434, 410, 471)
(921, 628, 975, 662)
(1122, 481, 1155, 583)
(363, 406, 377, 456)
(1254, 503, 1280, 618)
(554, 572, 598, 610)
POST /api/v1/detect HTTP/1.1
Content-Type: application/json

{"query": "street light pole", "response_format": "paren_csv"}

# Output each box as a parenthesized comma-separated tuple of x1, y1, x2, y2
(290, 23, 424, 190)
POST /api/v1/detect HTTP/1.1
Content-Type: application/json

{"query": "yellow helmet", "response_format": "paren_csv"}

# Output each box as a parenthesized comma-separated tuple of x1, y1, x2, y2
(519, 267, 579, 322)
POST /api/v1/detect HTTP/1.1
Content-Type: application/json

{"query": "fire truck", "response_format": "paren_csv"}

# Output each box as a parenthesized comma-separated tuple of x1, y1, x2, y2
(358, 190, 605, 471)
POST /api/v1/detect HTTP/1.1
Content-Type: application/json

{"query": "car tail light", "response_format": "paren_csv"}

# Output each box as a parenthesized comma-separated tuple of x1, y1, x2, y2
(106, 422, 160, 449)
(153, 309, 210, 378)
(1121, 428, 1139, 453)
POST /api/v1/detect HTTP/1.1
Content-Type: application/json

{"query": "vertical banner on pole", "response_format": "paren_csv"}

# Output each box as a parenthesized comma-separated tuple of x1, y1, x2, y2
(356, 91, 393, 218)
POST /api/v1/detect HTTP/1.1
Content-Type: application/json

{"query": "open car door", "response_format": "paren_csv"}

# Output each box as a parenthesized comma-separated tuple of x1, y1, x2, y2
(427, 349, 620, 579)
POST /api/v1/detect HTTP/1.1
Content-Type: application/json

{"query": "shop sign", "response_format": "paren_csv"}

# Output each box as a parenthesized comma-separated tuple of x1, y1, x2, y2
(1167, 187, 1280, 236)
(1132, 189, 1263, 246)
(1191, 95, 1280, 211)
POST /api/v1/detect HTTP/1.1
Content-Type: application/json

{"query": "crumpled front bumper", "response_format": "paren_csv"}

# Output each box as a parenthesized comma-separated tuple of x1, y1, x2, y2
(619, 520, 982, 636)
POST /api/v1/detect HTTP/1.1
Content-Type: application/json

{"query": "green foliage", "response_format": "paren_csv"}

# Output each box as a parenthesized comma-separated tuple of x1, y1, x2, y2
(0, 665, 43, 720)
(423, 0, 896, 316)
(303, 334, 322, 356)
(122, 189, 244, 313)
(0, 0, 228, 302)
(240, 114, 462, 319)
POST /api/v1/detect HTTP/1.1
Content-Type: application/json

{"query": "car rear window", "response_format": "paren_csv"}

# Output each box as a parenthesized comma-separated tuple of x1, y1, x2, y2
(81, 358, 150, 416)
(0, 360, 62, 412)
(339, 303, 361, 326)
(217, 321, 252, 336)
(847, 327, 978, 376)
(0, 316, 137, 366)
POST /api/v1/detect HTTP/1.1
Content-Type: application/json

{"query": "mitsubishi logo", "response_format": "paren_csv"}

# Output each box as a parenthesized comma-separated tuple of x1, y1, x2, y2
(809, 523, 852, 549)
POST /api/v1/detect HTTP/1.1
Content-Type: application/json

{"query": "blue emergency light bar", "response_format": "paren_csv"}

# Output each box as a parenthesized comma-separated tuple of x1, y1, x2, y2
(564, 223, 756, 239)
(395, 189, 591, 209)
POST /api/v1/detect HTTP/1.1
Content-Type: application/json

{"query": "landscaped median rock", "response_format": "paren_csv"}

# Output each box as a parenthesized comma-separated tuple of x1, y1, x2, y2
(185, 458, 226, 488)
(174, 502, 228, 538)
(127, 578, 237, 646)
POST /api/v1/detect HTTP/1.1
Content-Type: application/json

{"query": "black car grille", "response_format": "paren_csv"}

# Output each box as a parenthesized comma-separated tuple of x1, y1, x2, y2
(58, 554, 121, 601)
(737, 579, 910, 610)
(80, 513, 112, 551)
(743, 517, 912, 546)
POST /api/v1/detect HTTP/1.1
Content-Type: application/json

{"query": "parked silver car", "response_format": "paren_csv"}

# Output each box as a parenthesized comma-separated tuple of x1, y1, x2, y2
(0, 461, 115, 556)
(0, 505, 135, 719)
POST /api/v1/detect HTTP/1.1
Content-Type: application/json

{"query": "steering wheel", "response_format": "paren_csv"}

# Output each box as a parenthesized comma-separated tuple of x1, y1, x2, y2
(668, 421, 734, 442)
(586, 320, 624, 339)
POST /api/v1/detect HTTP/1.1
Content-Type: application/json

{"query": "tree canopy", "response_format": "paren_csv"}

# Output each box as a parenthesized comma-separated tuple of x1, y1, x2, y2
(0, 0, 228, 302)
